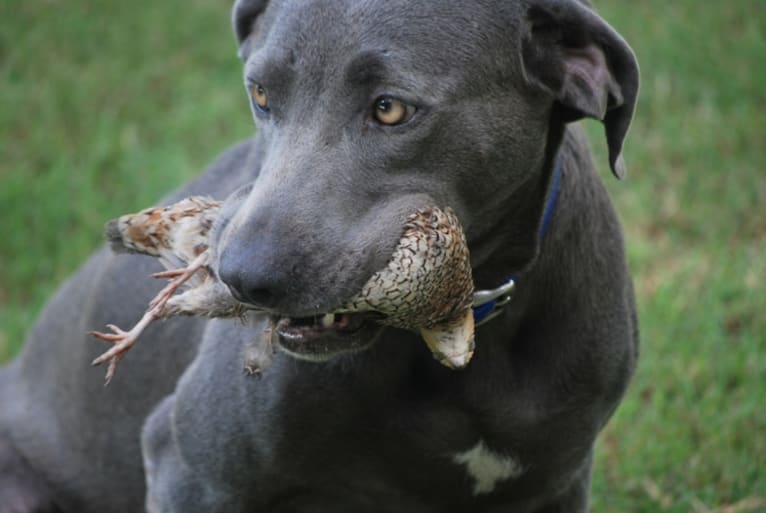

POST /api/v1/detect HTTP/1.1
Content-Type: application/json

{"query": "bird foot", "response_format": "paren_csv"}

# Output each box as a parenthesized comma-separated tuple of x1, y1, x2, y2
(90, 322, 146, 385)
(91, 283, 171, 384)
(90, 252, 210, 384)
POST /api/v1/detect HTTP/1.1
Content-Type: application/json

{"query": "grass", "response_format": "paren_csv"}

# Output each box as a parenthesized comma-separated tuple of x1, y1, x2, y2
(585, 3, 766, 511)
(1, 0, 764, 511)
(0, 0, 253, 356)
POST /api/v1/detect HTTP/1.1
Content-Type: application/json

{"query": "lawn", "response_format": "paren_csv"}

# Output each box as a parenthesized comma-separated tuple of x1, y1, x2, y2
(1, 1, 764, 511)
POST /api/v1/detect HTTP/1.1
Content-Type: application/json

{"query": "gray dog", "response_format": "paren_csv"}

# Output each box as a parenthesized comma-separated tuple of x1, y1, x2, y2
(0, 0, 639, 511)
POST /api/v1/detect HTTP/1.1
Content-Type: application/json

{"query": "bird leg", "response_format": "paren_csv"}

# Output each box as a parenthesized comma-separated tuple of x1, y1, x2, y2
(148, 251, 209, 309)
(90, 251, 209, 384)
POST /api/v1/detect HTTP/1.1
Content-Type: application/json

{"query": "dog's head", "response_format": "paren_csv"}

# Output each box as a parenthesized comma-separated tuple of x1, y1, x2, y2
(214, 0, 638, 359)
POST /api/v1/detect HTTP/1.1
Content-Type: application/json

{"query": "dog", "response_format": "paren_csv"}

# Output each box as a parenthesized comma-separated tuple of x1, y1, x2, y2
(0, 0, 639, 511)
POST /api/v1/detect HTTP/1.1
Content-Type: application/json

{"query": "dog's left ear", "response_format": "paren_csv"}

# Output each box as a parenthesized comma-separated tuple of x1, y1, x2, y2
(232, 0, 270, 60)
(520, 0, 639, 179)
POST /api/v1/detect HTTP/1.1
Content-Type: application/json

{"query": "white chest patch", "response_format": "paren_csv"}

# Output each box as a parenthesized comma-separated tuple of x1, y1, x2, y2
(451, 440, 524, 495)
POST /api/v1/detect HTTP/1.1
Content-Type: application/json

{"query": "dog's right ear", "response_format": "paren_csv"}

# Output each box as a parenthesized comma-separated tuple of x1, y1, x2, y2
(232, 0, 270, 60)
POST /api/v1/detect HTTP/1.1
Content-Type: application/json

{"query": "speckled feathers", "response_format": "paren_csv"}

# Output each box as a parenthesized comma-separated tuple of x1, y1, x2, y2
(344, 207, 474, 329)
(343, 207, 476, 368)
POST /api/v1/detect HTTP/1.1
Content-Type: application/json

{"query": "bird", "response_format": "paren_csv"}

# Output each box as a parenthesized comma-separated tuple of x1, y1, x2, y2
(91, 198, 475, 384)
(90, 196, 247, 384)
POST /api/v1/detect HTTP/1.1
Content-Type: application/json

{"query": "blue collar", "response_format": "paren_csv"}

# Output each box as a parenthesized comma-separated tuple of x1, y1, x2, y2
(472, 156, 563, 325)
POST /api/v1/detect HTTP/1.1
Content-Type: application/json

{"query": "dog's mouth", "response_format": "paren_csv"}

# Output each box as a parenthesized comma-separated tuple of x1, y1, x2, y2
(273, 312, 386, 361)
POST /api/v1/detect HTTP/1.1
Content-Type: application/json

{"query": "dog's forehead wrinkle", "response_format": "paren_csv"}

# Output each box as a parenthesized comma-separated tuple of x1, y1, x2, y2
(244, 49, 296, 85)
(343, 49, 391, 88)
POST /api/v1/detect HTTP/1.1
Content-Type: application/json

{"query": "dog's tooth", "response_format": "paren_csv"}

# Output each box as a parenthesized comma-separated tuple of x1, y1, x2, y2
(321, 313, 335, 328)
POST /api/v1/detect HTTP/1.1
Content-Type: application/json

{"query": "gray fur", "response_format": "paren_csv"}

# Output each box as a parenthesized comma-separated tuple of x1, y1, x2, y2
(0, 0, 639, 511)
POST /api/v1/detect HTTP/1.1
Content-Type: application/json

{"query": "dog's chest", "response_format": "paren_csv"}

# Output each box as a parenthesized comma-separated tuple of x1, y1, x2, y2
(386, 397, 529, 497)
(259, 421, 527, 509)
(260, 377, 537, 507)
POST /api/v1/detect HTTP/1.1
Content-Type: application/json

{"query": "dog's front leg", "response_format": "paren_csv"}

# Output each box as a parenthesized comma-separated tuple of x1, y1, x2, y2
(142, 393, 245, 513)
(140, 317, 273, 513)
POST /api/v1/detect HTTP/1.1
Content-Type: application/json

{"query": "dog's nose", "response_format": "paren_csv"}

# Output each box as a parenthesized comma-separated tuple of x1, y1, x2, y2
(218, 249, 282, 309)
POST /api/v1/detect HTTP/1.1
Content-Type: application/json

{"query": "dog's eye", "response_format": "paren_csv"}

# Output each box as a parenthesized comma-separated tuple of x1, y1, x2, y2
(251, 83, 269, 111)
(373, 96, 415, 126)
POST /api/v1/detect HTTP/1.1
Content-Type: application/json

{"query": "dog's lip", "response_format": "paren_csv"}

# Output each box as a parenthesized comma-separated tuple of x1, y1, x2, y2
(273, 312, 385, 360)
(277, 313, 350, 335)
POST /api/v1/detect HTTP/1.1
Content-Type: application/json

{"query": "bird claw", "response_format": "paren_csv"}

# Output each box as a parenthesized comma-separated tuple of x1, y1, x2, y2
(103, 352, 124, 385)
(243, 365, 263, 379)
(90, 324, 139, 385)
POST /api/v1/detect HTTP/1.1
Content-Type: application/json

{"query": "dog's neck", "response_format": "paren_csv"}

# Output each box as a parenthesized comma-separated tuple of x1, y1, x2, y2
(470, 116, 567, 280)
(472, 155, 563, 325)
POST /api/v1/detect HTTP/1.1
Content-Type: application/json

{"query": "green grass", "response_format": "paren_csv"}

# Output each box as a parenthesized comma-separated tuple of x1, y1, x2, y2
(585, 3, 766, 512)
(1, 1, 764, 511)
(0, 0, 253, 356)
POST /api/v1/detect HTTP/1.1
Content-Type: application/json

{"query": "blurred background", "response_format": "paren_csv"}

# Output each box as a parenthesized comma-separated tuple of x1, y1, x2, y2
(0, 0, 763, 511)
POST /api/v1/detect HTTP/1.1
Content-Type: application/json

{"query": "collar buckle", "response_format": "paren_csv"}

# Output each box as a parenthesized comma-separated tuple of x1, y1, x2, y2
(472, 279, 515, 326)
